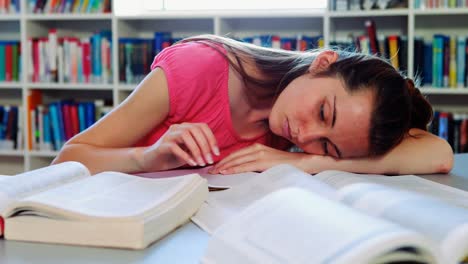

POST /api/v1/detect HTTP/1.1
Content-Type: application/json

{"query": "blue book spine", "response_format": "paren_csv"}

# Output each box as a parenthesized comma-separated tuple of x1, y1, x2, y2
(414, 0, 421, 8)
(92, 33, 102, 82)
(439, 113, 448, 140)
(457, 36, 466, 88)
(85, 102, 95, 128)
(423, 42, 433, 85)
(2, 106, 10, 139)
(65, 0, 74, 13)
(0, 106, 4, 140)
(55, 102, 65, 148)
(87, 0, 95, 13)
(433, 35, 444, 88)
(154, 32, 171, 55)
(48, 103, 61, 151)
(78, 102, 86, 132)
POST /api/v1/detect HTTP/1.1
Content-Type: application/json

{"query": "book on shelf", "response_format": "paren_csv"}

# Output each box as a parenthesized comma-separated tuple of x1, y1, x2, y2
(0, 105, 22, 151)
(420, 34, 468, 89)
(28, 29, 112, 85)
(192, 164, 468, 264)
(415, 0, 467, 9)
(0, 41, 21, 83)
(28, 0, 111, 14)
(26, 90, 111, 151)
(331, 0, 408, 11)
(0, 161, 208, 249)
(0, 0, 20, 14)
(430, 110, 468, 154)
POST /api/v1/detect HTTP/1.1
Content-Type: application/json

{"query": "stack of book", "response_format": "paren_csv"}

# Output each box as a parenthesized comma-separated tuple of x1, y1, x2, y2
(0, 104, 21, 151)
(430, 111, 468, 154)
(414, 35, 468, 88)
(414, 0, 468, 9)
(28, 0, 111, 14)
(0, 41, 21, 83)
(28, 29, 112, 84)
(0, 0, 20, 13)
(27, 90, 111, 151)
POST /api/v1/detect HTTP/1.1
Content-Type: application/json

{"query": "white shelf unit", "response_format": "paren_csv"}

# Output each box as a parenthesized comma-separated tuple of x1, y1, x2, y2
(0, 0, 466, 173)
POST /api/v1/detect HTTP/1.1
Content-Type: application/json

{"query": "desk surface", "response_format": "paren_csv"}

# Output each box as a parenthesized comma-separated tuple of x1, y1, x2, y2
(1, 154, 468, 264)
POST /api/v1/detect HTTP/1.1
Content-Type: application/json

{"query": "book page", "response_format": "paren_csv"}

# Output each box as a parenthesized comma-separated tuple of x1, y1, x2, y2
(315, 170, 468, 209)
(0, 162, 90, 213)
(192, 164, 336, 234)
(6, 171, 204, 220)
(202, 188, 437, 264)
(338, 183, 468, 264)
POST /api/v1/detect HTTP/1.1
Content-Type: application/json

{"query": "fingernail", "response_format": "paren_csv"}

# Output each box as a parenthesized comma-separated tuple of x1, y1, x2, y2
(188, 159, 197, 166)
(205, 153, 213, 164)
(197, 157, 206, 166)
(220, 170, 227, 174)
(213, 146, 220, 156)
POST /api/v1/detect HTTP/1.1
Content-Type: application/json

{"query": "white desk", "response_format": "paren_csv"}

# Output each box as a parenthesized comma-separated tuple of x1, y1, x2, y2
(1, 153, 467, 264)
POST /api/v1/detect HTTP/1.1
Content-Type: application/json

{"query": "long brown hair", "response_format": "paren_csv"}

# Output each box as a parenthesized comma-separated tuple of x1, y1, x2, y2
(180, 35, 433, 156)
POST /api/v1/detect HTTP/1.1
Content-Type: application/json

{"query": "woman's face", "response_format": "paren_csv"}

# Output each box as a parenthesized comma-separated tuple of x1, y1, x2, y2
(269, 75, 374, 159)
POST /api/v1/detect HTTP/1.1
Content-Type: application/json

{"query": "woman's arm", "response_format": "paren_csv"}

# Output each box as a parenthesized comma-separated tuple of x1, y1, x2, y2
(298, 128, 454, 175)
(52, 69, 171, 174)
(211, 128, 454, 175)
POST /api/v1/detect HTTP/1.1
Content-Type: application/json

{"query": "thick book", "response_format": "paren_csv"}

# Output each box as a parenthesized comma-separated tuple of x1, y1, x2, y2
(194, 164, 468, 264)
(0, 162, 208, 249)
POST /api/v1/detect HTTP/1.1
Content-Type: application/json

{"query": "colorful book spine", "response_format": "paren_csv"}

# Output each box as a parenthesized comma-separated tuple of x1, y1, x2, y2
(388, 35, 400, 70)
(433, 35, 444, 87)
(457, 36, 466, 88)
(449, 36, 457, 88)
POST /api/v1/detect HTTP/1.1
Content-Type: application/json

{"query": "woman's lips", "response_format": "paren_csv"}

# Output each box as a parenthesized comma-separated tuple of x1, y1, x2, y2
(283, 118, 291, 140)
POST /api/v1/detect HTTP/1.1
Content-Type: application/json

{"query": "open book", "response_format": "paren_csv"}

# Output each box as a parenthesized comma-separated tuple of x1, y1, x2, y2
(193, 164, 468, 264)
(0, 161, 208, 249)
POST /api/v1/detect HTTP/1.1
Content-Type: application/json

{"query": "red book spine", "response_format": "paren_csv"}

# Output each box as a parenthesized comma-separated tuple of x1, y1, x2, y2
(0, 216, 4, 236)
(365, 20, 379, 56)
(5, 44, 12, 82)
(69, 104, 80, 136)
(83, 42, 91, 83)
(461, 119, 467, 153)
(62, 103, 72, 140)
(33, 40, 40, 82)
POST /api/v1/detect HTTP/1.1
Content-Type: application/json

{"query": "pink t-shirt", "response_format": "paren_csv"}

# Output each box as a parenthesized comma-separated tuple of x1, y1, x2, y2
(135, 41, 272, 163)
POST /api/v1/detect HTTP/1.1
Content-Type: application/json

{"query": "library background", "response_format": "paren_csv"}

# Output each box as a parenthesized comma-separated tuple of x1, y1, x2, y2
(0, 0, 467, 174)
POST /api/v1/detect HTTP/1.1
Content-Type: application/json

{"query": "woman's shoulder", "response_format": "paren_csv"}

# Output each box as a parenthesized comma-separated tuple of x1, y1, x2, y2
(150, 41, 228, 71)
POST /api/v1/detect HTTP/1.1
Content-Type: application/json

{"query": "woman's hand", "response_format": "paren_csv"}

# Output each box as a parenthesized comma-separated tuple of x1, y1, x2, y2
(138, 123, 220, 172)
(209, 143, 308, 174)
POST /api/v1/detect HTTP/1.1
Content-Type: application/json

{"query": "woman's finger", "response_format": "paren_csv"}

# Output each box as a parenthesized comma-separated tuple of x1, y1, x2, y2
(218, 161, 268, 174)
(166, 142, 198, 167)
(198, 123, 220, 156)
(214, 144, 262, 168)
(179, 130, 206, 166)
(187, 124, 216, 164)
(212, 146, 263, 173)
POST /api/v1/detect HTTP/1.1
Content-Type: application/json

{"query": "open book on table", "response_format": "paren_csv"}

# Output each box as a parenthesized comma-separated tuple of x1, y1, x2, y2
(193, 164, 468, 264)
(0, 161, 208, 249)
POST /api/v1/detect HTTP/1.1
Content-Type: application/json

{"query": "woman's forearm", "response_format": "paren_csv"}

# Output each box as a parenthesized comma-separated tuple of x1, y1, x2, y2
(300, 130, 454, 175)
(52, 143, 146, 175)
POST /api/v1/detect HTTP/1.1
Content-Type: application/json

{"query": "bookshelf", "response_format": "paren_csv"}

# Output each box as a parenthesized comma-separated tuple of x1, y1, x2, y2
(0, 0, 467, 174)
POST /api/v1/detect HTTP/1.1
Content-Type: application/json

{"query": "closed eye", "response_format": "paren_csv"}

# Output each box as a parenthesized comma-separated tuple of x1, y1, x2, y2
(320, 102, 325, 121)
(321, 140, 328, 155)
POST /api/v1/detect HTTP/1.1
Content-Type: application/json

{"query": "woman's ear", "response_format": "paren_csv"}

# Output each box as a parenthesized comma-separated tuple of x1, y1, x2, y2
(308, 50, 339, 74)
